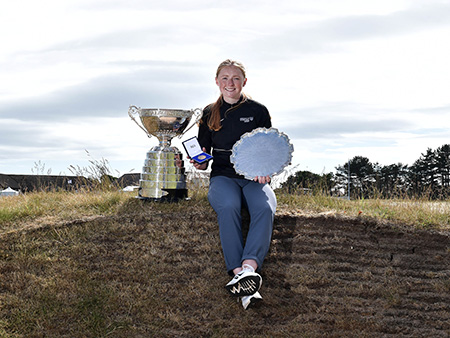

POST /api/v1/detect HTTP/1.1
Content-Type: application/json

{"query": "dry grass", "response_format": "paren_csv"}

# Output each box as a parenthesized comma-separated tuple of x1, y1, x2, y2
(0, 190, 128, 236)
(0, 189, 449, 337)
(2, 189, 449, 231)
(276, 193, 450, 231)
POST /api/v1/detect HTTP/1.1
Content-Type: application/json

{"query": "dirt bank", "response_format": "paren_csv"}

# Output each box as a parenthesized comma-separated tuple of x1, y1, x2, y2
(0, 206, 448, 337)
(263, 214, 450, 337)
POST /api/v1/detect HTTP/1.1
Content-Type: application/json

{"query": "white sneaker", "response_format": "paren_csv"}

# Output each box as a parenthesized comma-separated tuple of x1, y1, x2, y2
(225, 270, 262, 297)
(241, 291, 263, 310)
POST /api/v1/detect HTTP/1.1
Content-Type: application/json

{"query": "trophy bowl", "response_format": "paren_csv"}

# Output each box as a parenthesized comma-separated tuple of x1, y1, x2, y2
(132, 108, 196, 144)
(128, 106, 202, 200)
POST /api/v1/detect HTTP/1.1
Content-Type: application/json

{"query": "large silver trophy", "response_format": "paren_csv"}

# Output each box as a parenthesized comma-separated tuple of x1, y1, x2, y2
(128, 106, 202, 200)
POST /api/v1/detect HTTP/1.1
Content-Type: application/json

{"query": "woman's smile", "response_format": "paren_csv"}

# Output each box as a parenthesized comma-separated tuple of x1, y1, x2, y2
(216, 65, 247, 104)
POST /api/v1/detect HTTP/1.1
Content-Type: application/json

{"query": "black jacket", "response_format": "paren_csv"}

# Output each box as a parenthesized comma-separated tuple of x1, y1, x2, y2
(198, 96, 272, 179)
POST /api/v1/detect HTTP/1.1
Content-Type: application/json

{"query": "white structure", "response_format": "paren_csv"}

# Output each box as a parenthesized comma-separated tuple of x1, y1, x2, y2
(0, 187, 19, 197)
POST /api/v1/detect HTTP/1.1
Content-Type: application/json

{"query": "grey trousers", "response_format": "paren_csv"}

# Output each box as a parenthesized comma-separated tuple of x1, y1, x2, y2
(208, 176, 277, 275)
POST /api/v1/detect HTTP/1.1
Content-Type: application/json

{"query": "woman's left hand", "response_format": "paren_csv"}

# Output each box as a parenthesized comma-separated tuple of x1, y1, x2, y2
(254, 176, 271, 184)
(175, 153, 183, 168)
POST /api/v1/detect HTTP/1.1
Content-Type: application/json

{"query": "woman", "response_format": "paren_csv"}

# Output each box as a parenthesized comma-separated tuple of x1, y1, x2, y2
(192, 59, 277, 309)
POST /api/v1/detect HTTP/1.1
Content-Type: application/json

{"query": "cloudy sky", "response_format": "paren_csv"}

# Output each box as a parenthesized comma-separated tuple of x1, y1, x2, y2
(1, 0, 450, 178)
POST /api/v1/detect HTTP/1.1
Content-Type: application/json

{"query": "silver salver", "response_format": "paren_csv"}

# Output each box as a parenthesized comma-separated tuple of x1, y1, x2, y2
(128, 106, 202, 200)
(230, 127, 294, 180)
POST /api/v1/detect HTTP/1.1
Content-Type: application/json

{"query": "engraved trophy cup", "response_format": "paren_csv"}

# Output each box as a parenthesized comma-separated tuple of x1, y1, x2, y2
(128, 106, 202, 200)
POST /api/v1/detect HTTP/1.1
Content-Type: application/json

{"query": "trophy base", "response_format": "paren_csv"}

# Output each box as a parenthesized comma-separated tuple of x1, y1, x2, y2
(137, 188, 188, 203)
(137, 146, 187, 202)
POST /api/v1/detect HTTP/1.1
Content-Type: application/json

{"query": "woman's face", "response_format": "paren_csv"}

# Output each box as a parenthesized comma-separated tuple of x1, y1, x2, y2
(216, 65, 247, 104)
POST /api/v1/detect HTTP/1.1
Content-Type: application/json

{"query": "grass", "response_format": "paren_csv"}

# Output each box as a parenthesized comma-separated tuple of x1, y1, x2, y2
(276, 192, 450, 231)
(0, 188, 449, 337)
(2, 189, 449, 231)
(0, 190, 129, 231)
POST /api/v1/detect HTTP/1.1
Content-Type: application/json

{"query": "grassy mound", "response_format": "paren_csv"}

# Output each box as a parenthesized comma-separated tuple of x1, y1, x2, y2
(0, 191, 449, 337)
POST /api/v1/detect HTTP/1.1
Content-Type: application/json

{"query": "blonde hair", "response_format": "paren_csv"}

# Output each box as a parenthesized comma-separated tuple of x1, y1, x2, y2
(215, 59, 246, 78)
(207, 59, 247, 131)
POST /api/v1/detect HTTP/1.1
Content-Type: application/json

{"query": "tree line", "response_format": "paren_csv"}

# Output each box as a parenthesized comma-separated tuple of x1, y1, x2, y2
(281, 144, 450, 200)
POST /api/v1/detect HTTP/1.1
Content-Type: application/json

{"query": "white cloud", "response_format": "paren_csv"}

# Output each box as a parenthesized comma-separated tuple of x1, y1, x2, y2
(1, 0, 450, 176)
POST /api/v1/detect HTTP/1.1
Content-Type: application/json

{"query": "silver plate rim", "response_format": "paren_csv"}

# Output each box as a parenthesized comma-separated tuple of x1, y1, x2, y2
(230, 127, 294, 180)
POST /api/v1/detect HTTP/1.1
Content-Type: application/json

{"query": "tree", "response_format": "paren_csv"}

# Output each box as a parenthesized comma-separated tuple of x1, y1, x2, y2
(281, 170, 334, 194)
(335, 156, 375, 199)
(283, 144, 450, 200)
(435, 144, 450, 192)
(378, 163, 409, 198)
(408, 148, 440, 198)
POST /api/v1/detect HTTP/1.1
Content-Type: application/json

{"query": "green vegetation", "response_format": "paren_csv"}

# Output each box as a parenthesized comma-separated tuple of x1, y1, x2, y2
(275, 191, 450, 231)
(281, 144, 450, 200)
(0, 190, 128, 229)
(1, 188, 449, 231)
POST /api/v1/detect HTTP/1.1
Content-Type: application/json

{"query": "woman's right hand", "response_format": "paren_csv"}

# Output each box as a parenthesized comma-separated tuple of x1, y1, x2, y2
(192, 161, 208, 170)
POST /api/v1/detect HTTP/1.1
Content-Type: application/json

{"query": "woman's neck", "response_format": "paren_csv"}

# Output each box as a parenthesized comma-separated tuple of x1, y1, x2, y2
(222, 94, 243, 105)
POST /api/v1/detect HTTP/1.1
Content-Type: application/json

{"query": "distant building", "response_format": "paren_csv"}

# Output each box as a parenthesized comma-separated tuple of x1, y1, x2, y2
(117, 173, 140, 187)
(0, 173, 144, 193)
(0, 172, 202, 193)
(0, 174, 86, 192)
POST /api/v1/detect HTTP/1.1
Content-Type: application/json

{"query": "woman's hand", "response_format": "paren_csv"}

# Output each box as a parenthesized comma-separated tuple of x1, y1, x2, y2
(254, 176, 271, 184)
(175, 153, 183, 168)
(192, 161, 208, 170)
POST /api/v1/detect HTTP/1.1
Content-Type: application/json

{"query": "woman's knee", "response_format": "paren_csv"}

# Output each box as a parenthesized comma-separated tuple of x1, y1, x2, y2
(208, 177, 242, 212)
(209, 194, 241, 213)
(247, 198, 276, 217)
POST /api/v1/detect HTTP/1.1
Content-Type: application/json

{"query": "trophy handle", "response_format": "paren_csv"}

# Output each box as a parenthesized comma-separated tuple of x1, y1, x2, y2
(128, 105, 152, 138)
(177, 108, 203, 138)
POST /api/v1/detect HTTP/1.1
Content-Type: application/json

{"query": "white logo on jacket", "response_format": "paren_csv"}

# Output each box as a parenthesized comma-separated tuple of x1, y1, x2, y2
(240, 117, 254, 123)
